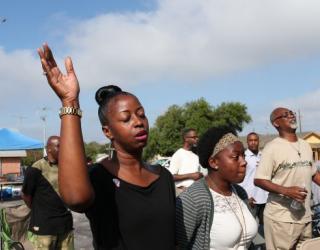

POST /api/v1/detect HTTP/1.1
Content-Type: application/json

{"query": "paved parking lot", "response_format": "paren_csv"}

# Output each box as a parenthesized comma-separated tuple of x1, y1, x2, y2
(72, 212, 94, 250)
(1, 200, 94, 249)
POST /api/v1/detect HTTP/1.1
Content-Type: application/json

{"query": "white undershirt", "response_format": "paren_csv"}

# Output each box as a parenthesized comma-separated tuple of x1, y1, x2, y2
(209, 189, 258, 250)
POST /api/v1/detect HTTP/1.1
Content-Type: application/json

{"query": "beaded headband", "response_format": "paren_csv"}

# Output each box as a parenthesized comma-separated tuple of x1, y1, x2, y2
(211, 133, 240, 158)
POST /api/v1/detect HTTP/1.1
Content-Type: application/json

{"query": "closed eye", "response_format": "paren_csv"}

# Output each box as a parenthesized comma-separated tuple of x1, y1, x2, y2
(120, 114, 131, 123)
(231, 155, 239, 160)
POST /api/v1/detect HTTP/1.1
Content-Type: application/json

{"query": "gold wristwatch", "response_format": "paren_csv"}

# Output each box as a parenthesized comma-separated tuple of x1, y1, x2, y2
(59, 107, 82, 118)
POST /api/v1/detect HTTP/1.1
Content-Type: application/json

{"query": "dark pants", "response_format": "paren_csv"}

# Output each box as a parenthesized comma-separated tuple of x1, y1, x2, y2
(255, 203, 266, 225)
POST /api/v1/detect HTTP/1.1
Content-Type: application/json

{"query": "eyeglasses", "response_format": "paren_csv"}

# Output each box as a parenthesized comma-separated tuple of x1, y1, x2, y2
(273, 111, 296, 122)
(186, 136, 199, 139)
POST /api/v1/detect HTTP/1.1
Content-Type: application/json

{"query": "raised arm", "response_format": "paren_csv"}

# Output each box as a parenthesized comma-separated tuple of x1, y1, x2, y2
(38, 43, 94, 212)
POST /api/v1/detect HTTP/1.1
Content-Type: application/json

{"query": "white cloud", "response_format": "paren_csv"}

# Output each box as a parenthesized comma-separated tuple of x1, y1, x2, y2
(62, 0, 320, 87)
(2, 0, 320, 92)
(274, 88, 320, 132)
(0, 48, 50, 110)
(1, 0, 320, 140)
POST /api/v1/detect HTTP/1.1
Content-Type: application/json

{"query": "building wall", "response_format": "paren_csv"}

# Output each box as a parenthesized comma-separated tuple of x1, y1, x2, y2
(303, 133, 320, 161)
(313, 149, 320, 161)
(304, 134, 320, 144)
(0, 157, 21, 175)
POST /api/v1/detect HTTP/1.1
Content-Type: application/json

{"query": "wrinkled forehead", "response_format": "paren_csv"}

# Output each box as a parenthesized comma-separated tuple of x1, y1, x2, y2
(274, 107, 289, 115)
(271, 107, 289, 122)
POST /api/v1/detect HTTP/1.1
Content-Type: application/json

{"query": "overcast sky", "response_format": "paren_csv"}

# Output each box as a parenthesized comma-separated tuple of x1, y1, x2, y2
(1, 0, 320, 144)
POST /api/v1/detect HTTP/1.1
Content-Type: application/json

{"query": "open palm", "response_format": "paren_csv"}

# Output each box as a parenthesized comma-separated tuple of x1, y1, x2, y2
(38, 43, 80, 104)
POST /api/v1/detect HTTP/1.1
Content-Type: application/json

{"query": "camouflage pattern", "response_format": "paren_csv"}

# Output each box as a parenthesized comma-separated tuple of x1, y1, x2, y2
(32, 158, 60, 196)
(31, 230, 74, 250)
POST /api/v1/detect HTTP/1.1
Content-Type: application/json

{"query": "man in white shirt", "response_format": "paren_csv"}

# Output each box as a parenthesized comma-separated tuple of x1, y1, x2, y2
(239, 132, 268, 225)
(168, 128, 203, 194)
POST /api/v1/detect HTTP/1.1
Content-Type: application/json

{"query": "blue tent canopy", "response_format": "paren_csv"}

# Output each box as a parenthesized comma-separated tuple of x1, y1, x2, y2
(0, 128, 43, 150)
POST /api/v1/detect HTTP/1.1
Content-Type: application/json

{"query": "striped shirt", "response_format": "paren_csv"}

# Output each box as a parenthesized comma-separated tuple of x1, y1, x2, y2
(176, 178, 250, 250)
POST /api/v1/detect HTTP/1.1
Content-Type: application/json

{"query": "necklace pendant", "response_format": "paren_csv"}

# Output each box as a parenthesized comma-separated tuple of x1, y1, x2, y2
(298, 152, 301, 157)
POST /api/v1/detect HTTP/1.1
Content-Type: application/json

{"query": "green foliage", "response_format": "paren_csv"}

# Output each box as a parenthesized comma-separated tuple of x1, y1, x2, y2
(84, 142, 108, 161)
(21, 150, 43, 167)
(21, 142, 109, 166)
(154, 105, 185, 155)
(143, 99, 251, 160)
(211, 102, 252, 133)
(183, 98, 215, 135)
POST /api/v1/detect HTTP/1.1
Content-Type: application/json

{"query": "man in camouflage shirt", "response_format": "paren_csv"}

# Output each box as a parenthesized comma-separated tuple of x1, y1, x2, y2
(22, 136, 74, 250)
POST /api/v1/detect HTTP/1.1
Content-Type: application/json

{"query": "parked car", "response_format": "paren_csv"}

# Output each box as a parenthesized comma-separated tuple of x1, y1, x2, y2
(153, 157, 171, 168)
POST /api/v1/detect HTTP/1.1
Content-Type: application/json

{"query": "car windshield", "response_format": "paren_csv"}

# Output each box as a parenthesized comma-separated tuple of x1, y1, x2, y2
(153, 158, 171, 168)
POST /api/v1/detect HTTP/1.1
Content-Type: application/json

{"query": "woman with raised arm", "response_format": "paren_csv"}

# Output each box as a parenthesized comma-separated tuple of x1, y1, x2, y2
(38, 43, 175, 250)
(176, 127, 258, 250)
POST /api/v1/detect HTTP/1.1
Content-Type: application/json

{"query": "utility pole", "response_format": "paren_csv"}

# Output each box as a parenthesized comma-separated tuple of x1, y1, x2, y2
(39, 107, 48, 156)
(298, 109, 302, 133)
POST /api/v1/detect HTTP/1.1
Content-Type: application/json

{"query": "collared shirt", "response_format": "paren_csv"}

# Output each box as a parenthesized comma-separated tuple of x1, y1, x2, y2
(239, 149, 268, 204)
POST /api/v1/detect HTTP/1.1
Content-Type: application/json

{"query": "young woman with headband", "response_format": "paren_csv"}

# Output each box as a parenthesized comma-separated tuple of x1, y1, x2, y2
(38, 43, 175, 250)
(176, 127, 258, 250)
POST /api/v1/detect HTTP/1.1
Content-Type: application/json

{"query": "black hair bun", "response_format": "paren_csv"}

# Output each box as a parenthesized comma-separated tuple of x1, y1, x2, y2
(95, 85, 122, 105)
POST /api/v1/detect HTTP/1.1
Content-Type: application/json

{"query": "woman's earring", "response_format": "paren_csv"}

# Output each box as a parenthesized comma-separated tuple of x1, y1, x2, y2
(107, 143, 115, 159)
(213, 165, 219, 170)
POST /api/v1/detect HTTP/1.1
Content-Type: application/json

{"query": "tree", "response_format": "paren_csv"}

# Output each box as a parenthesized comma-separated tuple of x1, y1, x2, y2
(21, 149, 43, 167)
(143, 99, 251, 160)
(183, 98, 215, 136)
(84, 142, 108, 161)
(21, 142, 108, 167)
(143, 105, 185, 160)
(211, 102, 251, 132)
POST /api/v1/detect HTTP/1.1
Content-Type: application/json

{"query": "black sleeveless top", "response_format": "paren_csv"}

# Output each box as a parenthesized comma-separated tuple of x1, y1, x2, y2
(85, 164, 176, 250)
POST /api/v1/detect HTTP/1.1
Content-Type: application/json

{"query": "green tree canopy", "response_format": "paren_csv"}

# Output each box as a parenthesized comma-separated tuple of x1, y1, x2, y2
(143, 98, 251, 160)
(21, 142, 108, 167)
(84, 141, 108, 161)
(21, 149, 43, 167)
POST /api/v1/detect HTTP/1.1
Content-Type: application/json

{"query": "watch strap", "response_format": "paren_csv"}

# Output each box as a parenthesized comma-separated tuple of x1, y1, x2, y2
(59, 107, 82, 118)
